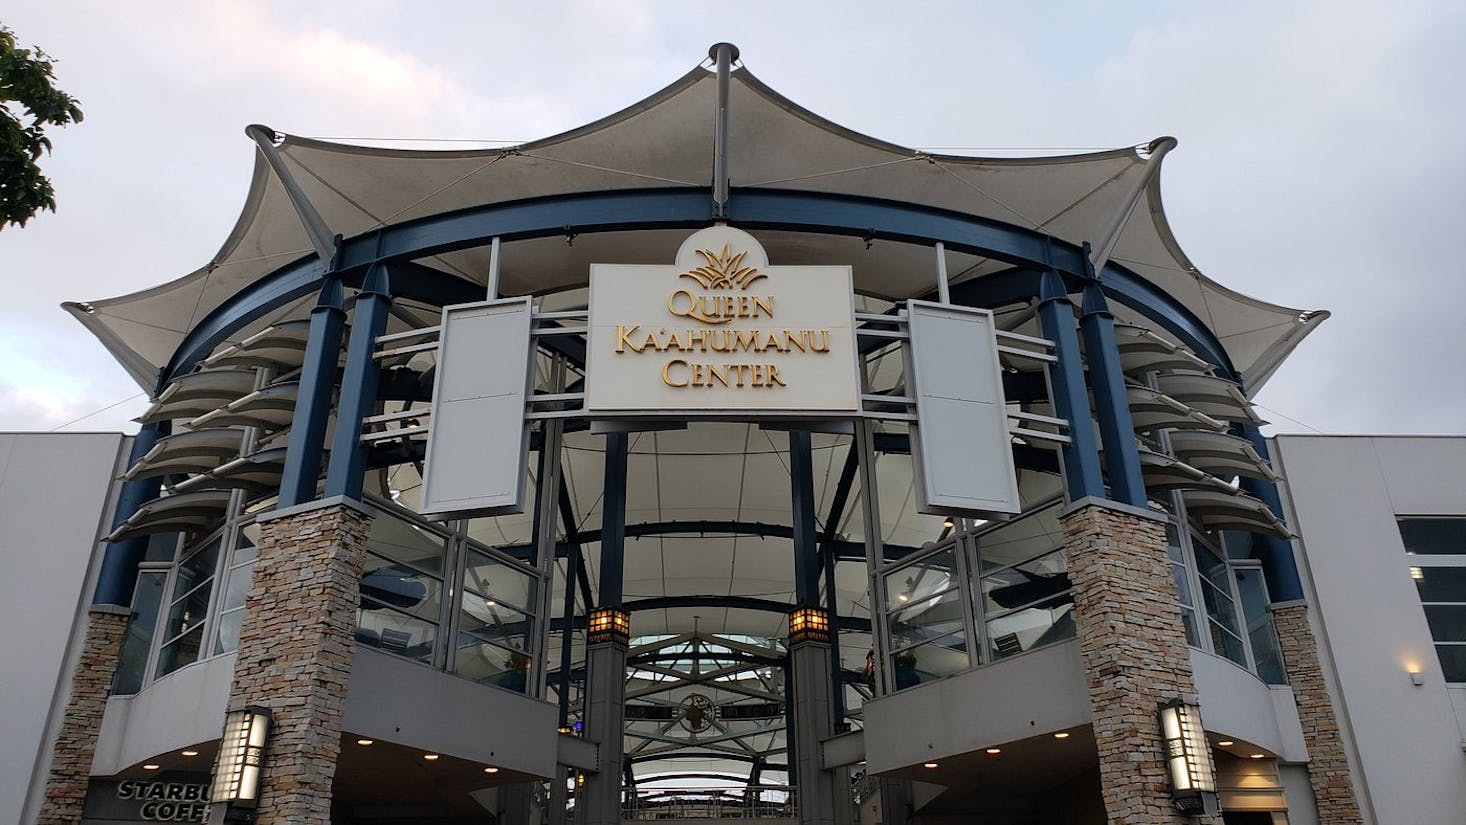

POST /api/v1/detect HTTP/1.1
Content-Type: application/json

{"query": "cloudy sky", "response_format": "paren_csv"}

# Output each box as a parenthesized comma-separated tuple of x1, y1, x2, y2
(2, 0, 1463, 435)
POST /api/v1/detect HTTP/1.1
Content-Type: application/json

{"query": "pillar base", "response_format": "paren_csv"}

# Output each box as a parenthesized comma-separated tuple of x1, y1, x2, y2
(580, 642, 628, 825)
(36, 608, 130, 825)
(1272, 604, 1364, 824)
(789, 639, 841, 825)
(1063, 502, 1218, 825)
(220, 501, 372, 825)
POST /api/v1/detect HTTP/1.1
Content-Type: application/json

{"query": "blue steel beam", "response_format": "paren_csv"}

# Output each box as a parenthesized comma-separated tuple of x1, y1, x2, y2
(163, 188, 1235, 386)
(788, 431, 820, 606)
(1237, 425, 1305, 603)
(1079, 281, 1147, 507)
(325, 262, 392, 500)
(277, 276, 346, 506)
(92, 421, 169, 607)
(600, 432, 629, 606)
(1037, 270, 1105, 501)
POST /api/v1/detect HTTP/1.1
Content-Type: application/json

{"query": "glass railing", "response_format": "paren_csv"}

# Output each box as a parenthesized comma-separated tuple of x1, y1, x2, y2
(353, 505, 545, 695)
(879, 500, 1072, 691)
(621, 785, 796, 820)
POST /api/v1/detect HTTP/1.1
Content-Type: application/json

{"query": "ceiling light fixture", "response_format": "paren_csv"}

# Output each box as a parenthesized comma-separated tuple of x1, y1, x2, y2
(181, 750, 199, 757)
(1250, 753, 1266, 759)
(923, 762, 938, 769)
(484, 766, 500, 774)
(986, 748, 1001, 755)
(1053, 732, 1070, 740)
(423, 754, 440, 761)
(1216, 740, 1234, 747)
(143, 764, 161, 770)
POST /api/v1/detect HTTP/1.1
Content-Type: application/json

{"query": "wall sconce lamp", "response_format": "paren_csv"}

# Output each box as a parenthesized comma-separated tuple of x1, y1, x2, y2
(208, 706, 272, 820)
(1409, 670, 1425, 686)
(788, 606, 831, 646)
(1157, 699, 1219, 816)
(587, 607, 631, 647)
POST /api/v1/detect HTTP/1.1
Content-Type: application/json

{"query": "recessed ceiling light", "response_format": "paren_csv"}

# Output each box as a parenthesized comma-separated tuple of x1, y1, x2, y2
(180, 750, 199, 757)
(1217, 740, 1234, 747)
(985, 748, 1001, 755)
(923, 762, 938, 769)
(1249, 753, 1266, 759)
(143, 764, 161, 770)
(484, 767, 500, 774)
(423, 753, 440, 761)
(1053, 732, 1070, 740)
(356, 739, 374, 746)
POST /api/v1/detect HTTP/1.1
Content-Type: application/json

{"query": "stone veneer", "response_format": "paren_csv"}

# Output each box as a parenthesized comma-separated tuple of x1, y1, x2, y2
(1062, 502, 1219, 825)
(218, 500, 372, 825)
(1271, 604, 1364, 824)
(36, 608, 130, 825)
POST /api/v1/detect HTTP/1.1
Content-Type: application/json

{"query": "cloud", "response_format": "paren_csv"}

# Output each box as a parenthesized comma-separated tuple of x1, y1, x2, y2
(0, 0, 1462, 435)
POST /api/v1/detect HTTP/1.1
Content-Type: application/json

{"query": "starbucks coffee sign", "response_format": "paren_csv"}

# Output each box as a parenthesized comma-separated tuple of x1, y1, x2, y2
(82, 776, 211, 823)
(586, 226, 859, 416)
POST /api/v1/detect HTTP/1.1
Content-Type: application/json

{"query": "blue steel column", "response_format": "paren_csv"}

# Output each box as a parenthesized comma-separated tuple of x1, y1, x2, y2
(1237, 425, 1305, 602)
(92, 421, 169, 607)
(581, 432, 629, 825)
(787, 431, 840, 825)
(557, 476, 584, 729)
(278, 275, 347, 506)
(789, 431, 820, 606)
(1078, 281, 1147, 506)
(599, 432, 628, 606)
(325, 263, 391, 500)
(821, 545, 846, 725)
(1036, 270, 1105, 502)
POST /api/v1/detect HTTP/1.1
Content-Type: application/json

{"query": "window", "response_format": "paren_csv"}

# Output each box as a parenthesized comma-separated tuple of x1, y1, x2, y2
(883, 543, 973, 690)
(213, 523, 260, 656)
(1168, 524, 1202, 648)
(453, 544, 539, 693)
(974, 502, 1073, 662)
(874, 501, 1076, 692)
(1233, 566, 1285, 685)
(155, 536, 222, 677)
(114, 569, 168, 694)
(355, 514, 450, 666)
(1193, 537, 1248, 668)
(1399, 518, 1466, 683)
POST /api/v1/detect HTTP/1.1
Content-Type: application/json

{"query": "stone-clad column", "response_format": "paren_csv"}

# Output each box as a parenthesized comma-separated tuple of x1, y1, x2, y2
(1271, 604, 1364, 824)
(1063, 502, 1219, 825)
(35, 607, 130, 825)
(215, 499, 372, 825)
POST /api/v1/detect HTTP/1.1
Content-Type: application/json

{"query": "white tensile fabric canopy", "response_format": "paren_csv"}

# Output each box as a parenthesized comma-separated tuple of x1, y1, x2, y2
(65, 62, 1324, 394)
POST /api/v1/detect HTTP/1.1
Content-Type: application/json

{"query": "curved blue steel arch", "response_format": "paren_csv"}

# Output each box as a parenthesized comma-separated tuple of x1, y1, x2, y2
(163, 187, 1236, 386)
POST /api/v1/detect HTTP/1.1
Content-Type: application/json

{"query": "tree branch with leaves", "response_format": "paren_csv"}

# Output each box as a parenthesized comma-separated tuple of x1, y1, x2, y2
(1, 24, 83, 229)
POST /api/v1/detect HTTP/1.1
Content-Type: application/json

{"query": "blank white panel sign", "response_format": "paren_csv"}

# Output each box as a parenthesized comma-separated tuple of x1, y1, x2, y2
(420, 298, 533, 518)
(906, 300, 1021, 515)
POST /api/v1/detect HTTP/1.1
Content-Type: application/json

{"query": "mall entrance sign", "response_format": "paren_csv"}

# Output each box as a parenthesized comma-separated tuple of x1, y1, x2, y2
(585, 226, 860, 416)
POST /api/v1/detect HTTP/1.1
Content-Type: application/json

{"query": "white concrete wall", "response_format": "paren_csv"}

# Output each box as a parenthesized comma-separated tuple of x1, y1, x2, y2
(861, 640, 1089, 774)
(1190, 648, 1307, 762)
(345, 647, 560, 777)
(0, 432, 127, 825)
(1273, 435, 1466, 825)
(93, 653, 236, 775)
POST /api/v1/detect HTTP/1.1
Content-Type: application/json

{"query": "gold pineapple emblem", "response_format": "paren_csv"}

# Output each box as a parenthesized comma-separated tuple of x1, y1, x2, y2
(680, 244, 767, 290)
